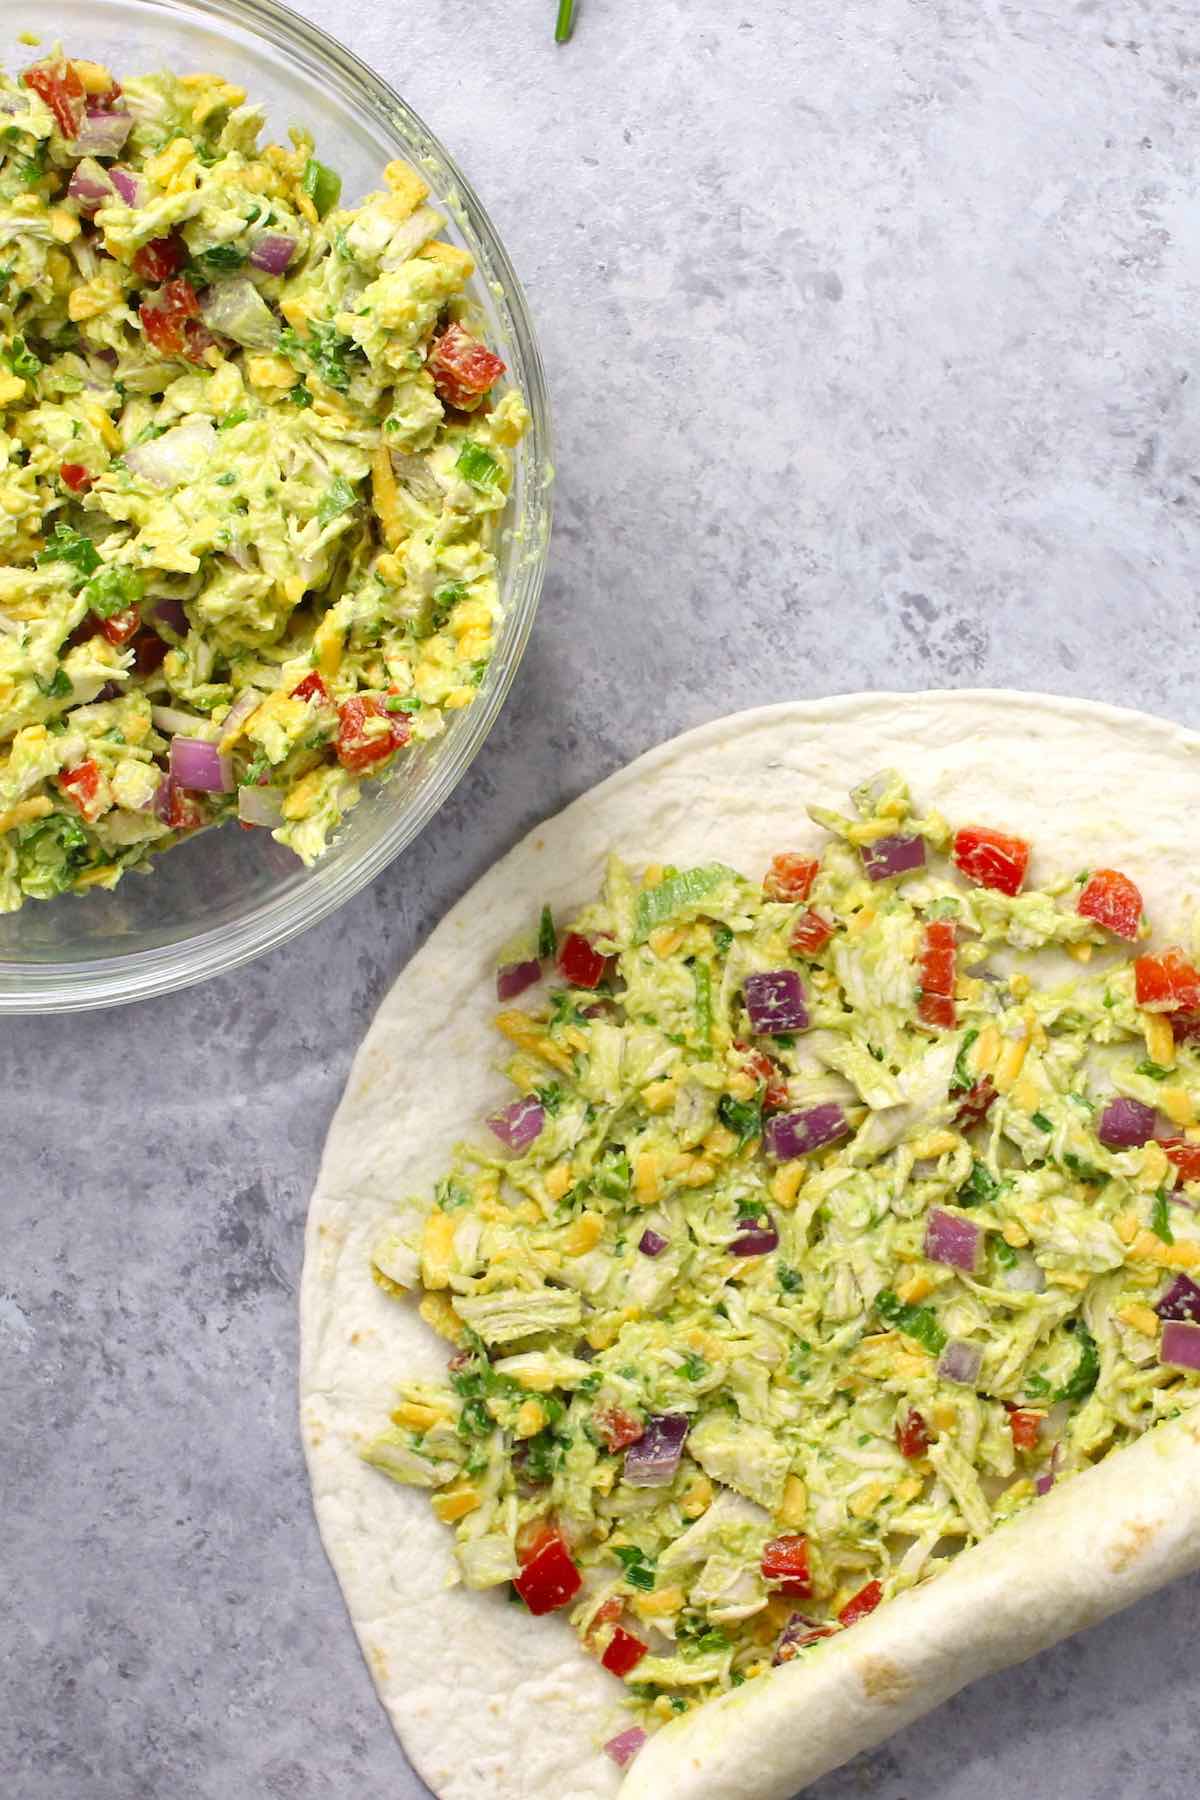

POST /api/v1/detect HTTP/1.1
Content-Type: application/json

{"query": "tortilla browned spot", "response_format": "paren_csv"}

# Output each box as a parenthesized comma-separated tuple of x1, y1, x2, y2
(1107, 1518, 1160, 1575)
(856, 1655, 914, 1704)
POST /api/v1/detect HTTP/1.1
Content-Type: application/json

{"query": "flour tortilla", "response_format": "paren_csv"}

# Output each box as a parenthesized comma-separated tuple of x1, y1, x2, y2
(301, 690, 1200, 1800)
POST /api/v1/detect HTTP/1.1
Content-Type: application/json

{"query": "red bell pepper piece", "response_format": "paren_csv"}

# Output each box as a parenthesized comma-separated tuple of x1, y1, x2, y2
(513, 1528, 582, 1616)
(427, 322, 506, 410)
(761, 1534, 813, 1598)
(557, 931, 610, 989)
(592, 1405, 644, 1453)
(1159, 1137, 1200, 1186)
(917, 919, 956, 1029)
(291, 671, 330, 705)
(132, 234, 189, 285)
(1076, 868, 1142, 940)
(98, 607, 141, 647)
(952, 825, 1031, 896)
(601, 1626, 649, 1678)
(1007, 1407, 1043, 1453)
(763, 852, 819, 903)
(736, 1041, 790, 1112)
(1134, 948, 1200, 1013)
(23, 57, 86, 139)
(895, 1407, 931, 1459)
(837, 1579, 883, 1627)
(335, 695, 410, 772)
(955, 1077, 997, 1130)
(59, 462, 93, 494)
(131, 628, 168, 675)
(59, 759, 102, 821)
(139, 278, 212, 363)
(789, 908, 834, 955)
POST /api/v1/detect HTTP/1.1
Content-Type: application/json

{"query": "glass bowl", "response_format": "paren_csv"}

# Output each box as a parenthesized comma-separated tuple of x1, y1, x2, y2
(0, 0, 552, 1012)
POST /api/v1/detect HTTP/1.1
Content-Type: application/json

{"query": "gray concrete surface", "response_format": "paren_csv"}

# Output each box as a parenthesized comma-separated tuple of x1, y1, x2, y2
(5, 0, 1200, 1795)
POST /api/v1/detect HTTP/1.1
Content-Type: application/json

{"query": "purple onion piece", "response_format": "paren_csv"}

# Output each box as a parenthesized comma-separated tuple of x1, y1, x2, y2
(1160, 1320, 1200, 1370)
(70, 108, 133, 158)
(936, 1337, 982, 1385)
(169, 736, 233, 794)
(730, 1215, 779, 1256)
(1097, 1097, 1157, 1149)
(764, 1103, 848, 1162)
(108, 165, 144, 206)
(743, 969, 809, 1036)
(637, 1228, 668, 1258)
(67, 156, 115, 211)
(603, 1727, 647, 1770)
(496, 958, 542, 1002)
(924, 1206, 982, 1273)
(623, 1413, 689, 1487)
(773, 1612, 832, 1666)
(154, 773, 175, 823)
(237, 785, 284, 829)
(861, 834, 927, 881)
(249, 231, 298, 275)
(1156, 1274, 1200, 1323)
(485, 1096, 544, 1153)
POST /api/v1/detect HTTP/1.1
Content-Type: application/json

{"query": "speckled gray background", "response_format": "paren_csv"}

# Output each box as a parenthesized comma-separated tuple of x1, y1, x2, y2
(4, 1, 1200, 1796)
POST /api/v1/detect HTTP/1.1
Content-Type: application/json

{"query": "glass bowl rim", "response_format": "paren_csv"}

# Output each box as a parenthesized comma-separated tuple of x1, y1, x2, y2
(0, 0, 553, 1014)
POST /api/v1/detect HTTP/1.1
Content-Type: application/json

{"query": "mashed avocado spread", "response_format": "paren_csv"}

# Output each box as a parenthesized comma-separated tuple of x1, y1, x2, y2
(366, 771, 1200, 1755)
(0, 48, 525, 908)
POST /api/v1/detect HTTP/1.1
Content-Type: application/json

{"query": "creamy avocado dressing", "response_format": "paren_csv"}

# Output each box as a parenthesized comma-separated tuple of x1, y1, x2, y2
(368, 771, 1200, 1753)
(0, 49, 525, 908)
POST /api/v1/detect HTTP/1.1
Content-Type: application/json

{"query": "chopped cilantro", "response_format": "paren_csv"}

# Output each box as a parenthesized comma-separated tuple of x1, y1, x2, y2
(681, 1352, 708, 1381)
(1056, 1322, 1099, 1403)
(34, 667, 72, 700)
(82, 565, 144, 620)
(534, 1082, 564, 1116)
(288, 382, 313, 408)
(950, 1029, 979, 1094)
(3, 334, 41, 380)
(1023, 1372, 1051, 1399)
(717, 1093, 762, 1148)
(777, 1264, 802, 1293)
(197, 242, 246, 271)
(958, 1160, 998, 1207)
(1062, 1150, 1104, 1184)
(37, 524, 100, 584)
(316, 475, 358, 527)
(876, 1289, 947, 1355)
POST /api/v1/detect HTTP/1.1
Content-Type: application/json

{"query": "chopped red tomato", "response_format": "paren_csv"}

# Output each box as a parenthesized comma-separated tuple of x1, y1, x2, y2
(761, 1534, 813, 1598)
(59, 759, 102, 821)
(558, 931, 610, 989)
(585, 1596, 623, 1641)
(1134, 948, 1200, 1013)
(513, 1528, 582, 1616)
(1160, 1137, 1200, 1186)
(600, 1626, 648, 1678)
(789, 908, 834, 956)
(1076, 868, 1142, 940)
(131, 628, 168, 675)
(291, 671, 330, 705)
(916, 919, 956, 1029)
(335, 695, 410, 773)
(98, 607, 141, 647)
(427, 322, 506, 410)
(736, 1042, 790, 1112)
(59, 462, 93, 494)
(763, 852, 819, 903)
(952, 825, 1031, 896)
(592, 1405, 644, 1453)
(132, 234, 189, 285)
(837, 1579, 883, 1627)
(895, 1407, 931, 1459)
(1007, 1408, 1043, 1453)
(23, 57, 86, 140)
(139, 278, 212, 363)
(955, 1077, 997, 1131)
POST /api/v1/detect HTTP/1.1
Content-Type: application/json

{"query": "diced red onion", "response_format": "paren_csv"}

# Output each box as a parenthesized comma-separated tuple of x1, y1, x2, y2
(134, 769, 166, 815)
(217, 688, 262, 739)
(603, 1727, 646, 1770)
(730, 1215, 780, 1256)
(638, 1228, 668, 1257)
(170, 736, 233, 793)
(1156, 1274, 1200, 1323)
(154, 773, 175, 823)
(199, 276, 280, 350)
(623, 1413, 689, 1487)
(109, 165, 145, 206)
(924, 1207, 982, 1273)
(67, 157, 116, 211)
(70, 108, 133, 158)
(861, 834, 926, 881)
(1097, 1097, 1157, 1149)
(496, 959, 542, 1002)
(743, 970, 809, 1035)
(125, 420, 215, 490)
(1035, 1444, 1061, 1496)
(1160, 1320, 1200, 1370)
(93, 682, 122, 704)
(486, 1096, 544, 1152)
(937, 1337, 982, 1385)
(236, 785, 284, 829)
(764, 1103, 848, 1162)
(249, 231, 298, 274)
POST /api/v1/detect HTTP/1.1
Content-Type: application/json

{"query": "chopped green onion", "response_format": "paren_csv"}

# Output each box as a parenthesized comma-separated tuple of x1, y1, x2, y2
(1151, 1185, 1174, 1245)
(554, 0, 576, 42)
(537, 904, 556, 962)
(301, 156, 342, 219)
(454, 439, 501, 488)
